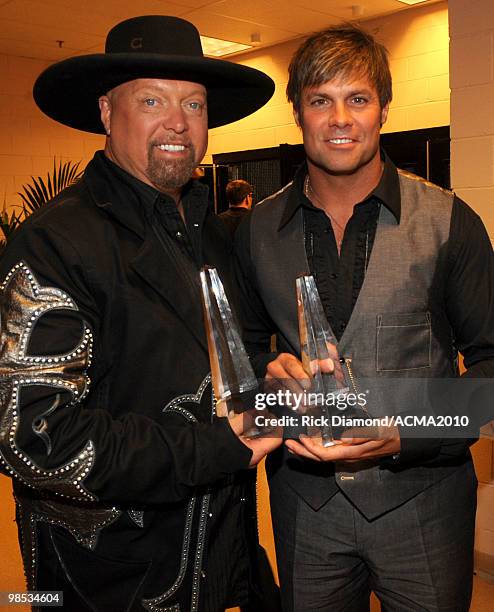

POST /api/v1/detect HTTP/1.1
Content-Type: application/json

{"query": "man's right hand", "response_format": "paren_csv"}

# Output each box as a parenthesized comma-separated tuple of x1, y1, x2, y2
(228, 411, 282, 467)
(265, 352, 335, 400)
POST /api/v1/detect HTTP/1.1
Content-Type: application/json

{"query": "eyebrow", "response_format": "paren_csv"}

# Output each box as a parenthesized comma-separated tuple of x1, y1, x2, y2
(134, 86, 206, 98)
(305, 87, 374, 98)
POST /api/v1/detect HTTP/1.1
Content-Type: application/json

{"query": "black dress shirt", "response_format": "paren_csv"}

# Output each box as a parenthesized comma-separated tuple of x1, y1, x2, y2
(102, 153, 210, 270)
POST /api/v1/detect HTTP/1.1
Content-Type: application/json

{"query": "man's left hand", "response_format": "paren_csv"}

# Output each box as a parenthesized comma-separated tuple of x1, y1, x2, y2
(284, 425, 401, 462)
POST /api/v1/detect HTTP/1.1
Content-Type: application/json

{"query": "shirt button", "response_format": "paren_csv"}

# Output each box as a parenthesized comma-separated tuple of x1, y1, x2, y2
(201, 570, 206, 579)
(339, 322, 347, 332)
(330, 273, 338, 279)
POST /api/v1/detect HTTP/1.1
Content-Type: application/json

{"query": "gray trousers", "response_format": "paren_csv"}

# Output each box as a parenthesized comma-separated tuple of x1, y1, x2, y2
(270, 461, 477, 612)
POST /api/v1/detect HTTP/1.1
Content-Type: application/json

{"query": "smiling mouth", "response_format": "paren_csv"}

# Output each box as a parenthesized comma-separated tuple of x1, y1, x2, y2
(155, 144, 186, 152)
(328, 138, 354, 144)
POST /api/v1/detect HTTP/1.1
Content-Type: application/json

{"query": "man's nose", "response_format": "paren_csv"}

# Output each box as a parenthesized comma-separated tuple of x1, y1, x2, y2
(163, 104, 187, 133)
(330, 101, 352, 128)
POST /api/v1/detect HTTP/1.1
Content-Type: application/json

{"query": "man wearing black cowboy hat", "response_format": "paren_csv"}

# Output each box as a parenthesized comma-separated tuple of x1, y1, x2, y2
(0, 15, 279, 612)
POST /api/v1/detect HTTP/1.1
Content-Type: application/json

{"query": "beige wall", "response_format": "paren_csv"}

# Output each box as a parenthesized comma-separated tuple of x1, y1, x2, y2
(0, 2, 449, 212)
(450, 0, 494, 242)
(205, 0, 450, 162)
(0, 54, 104, 213)
(449, 0, 494, 579)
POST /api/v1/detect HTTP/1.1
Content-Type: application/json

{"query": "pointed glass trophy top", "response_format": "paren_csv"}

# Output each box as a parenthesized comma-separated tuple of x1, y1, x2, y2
(296, 274, 347, 392)
(296, 275, 350, 445)
(200, 266, 257, 417)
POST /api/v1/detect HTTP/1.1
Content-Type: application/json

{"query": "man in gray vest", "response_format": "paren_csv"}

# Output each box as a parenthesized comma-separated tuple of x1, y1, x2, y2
(234, 24, 494, 612)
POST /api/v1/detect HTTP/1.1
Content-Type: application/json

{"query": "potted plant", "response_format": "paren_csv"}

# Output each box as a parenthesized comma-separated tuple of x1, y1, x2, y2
(0, 159, 83, 253)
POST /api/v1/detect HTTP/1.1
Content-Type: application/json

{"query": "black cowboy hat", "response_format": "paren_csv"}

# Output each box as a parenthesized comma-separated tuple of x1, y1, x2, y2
(33, 15, 275, 132)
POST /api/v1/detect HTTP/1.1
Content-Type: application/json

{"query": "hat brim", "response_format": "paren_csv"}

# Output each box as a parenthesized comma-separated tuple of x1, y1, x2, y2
(33, 53, 275, 132)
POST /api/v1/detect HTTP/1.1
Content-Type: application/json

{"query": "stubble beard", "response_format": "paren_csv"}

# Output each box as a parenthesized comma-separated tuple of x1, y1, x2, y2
(146, 143, 197, 191)
(308, 141, 380, 178)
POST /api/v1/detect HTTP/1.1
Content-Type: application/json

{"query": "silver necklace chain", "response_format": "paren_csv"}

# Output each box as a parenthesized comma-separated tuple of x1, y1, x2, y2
(303, 174, 374, 271)
(303, 175, 345, 247)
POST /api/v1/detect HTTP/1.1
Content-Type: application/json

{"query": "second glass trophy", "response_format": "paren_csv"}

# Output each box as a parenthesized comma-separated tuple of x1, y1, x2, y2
(296, 274, 351, 446)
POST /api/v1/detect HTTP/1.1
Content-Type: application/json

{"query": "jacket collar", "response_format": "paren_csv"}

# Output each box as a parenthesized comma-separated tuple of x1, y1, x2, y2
(84, 151, 148, 238)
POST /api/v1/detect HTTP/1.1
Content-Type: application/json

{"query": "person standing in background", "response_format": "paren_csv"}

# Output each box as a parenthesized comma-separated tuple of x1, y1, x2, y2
(219, 179, 254, 238)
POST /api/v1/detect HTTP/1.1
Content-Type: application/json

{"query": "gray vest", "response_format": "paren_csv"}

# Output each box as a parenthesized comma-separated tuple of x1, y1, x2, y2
(250, 170, 465, 519)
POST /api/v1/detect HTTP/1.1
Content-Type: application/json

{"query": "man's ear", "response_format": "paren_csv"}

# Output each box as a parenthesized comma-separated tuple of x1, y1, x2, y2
(380, 103, 389, 128)
(99, 96, 111, 136)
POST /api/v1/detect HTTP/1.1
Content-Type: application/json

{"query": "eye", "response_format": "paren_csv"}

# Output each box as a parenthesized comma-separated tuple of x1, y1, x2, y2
(309, 97, 328, 107)
(144, 98, 157, 107)
(351, 96, 367, 105)
(186, 100, 205, 112)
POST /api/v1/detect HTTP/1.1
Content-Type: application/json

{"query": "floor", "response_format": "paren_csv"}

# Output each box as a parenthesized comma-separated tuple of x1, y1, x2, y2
(471, 574, 494, 611)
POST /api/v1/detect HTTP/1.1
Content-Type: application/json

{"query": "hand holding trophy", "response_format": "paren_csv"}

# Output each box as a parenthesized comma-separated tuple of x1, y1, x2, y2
(200, 266, 277, 441)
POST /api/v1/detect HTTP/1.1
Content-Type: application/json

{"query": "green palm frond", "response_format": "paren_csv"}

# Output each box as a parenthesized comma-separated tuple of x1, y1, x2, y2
(18, 159, 83, 215)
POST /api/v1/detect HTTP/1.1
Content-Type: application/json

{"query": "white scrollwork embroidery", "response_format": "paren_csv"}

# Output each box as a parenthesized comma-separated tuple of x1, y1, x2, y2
(142, 374, 212, 612)
(16, 495, 121, 589)
(0, 262, 96, 501)
(128, 509, 145, 528)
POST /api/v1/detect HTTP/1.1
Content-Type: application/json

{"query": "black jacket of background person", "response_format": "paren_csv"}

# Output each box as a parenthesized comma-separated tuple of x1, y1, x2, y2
(219, 206, 251, 238)
(0, 151, 260, 611)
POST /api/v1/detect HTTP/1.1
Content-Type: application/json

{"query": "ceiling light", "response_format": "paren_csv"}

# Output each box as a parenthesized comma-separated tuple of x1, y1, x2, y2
(396, 0, 429, 5)
(200, 35, 252, 57)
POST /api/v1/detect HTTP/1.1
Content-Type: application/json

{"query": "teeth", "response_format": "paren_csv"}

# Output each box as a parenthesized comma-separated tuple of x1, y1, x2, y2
(157, 144, 185, 151)
(329, 138, 353, 144)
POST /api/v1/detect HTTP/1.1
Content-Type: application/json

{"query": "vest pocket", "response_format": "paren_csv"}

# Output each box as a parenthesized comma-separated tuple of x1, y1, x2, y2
(376, 312, 431, 371)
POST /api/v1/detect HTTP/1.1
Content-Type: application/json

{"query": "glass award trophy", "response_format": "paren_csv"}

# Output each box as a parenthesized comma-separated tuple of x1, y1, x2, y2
(296, 274, 350, 446)
(200, 266, 272, 437)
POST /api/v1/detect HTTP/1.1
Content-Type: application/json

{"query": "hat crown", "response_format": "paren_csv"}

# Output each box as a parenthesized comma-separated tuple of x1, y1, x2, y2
(105, 15, 204, 57)
(34, 14, 275, 133)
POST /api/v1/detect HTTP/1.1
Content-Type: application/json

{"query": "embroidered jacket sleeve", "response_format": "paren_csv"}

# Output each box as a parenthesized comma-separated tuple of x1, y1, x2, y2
(0, 222, 252, 506)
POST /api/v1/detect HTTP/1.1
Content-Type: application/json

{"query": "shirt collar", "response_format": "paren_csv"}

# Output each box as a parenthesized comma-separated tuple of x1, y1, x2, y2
(279, 149, 401, 230)
(89, 151, 209, 229)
